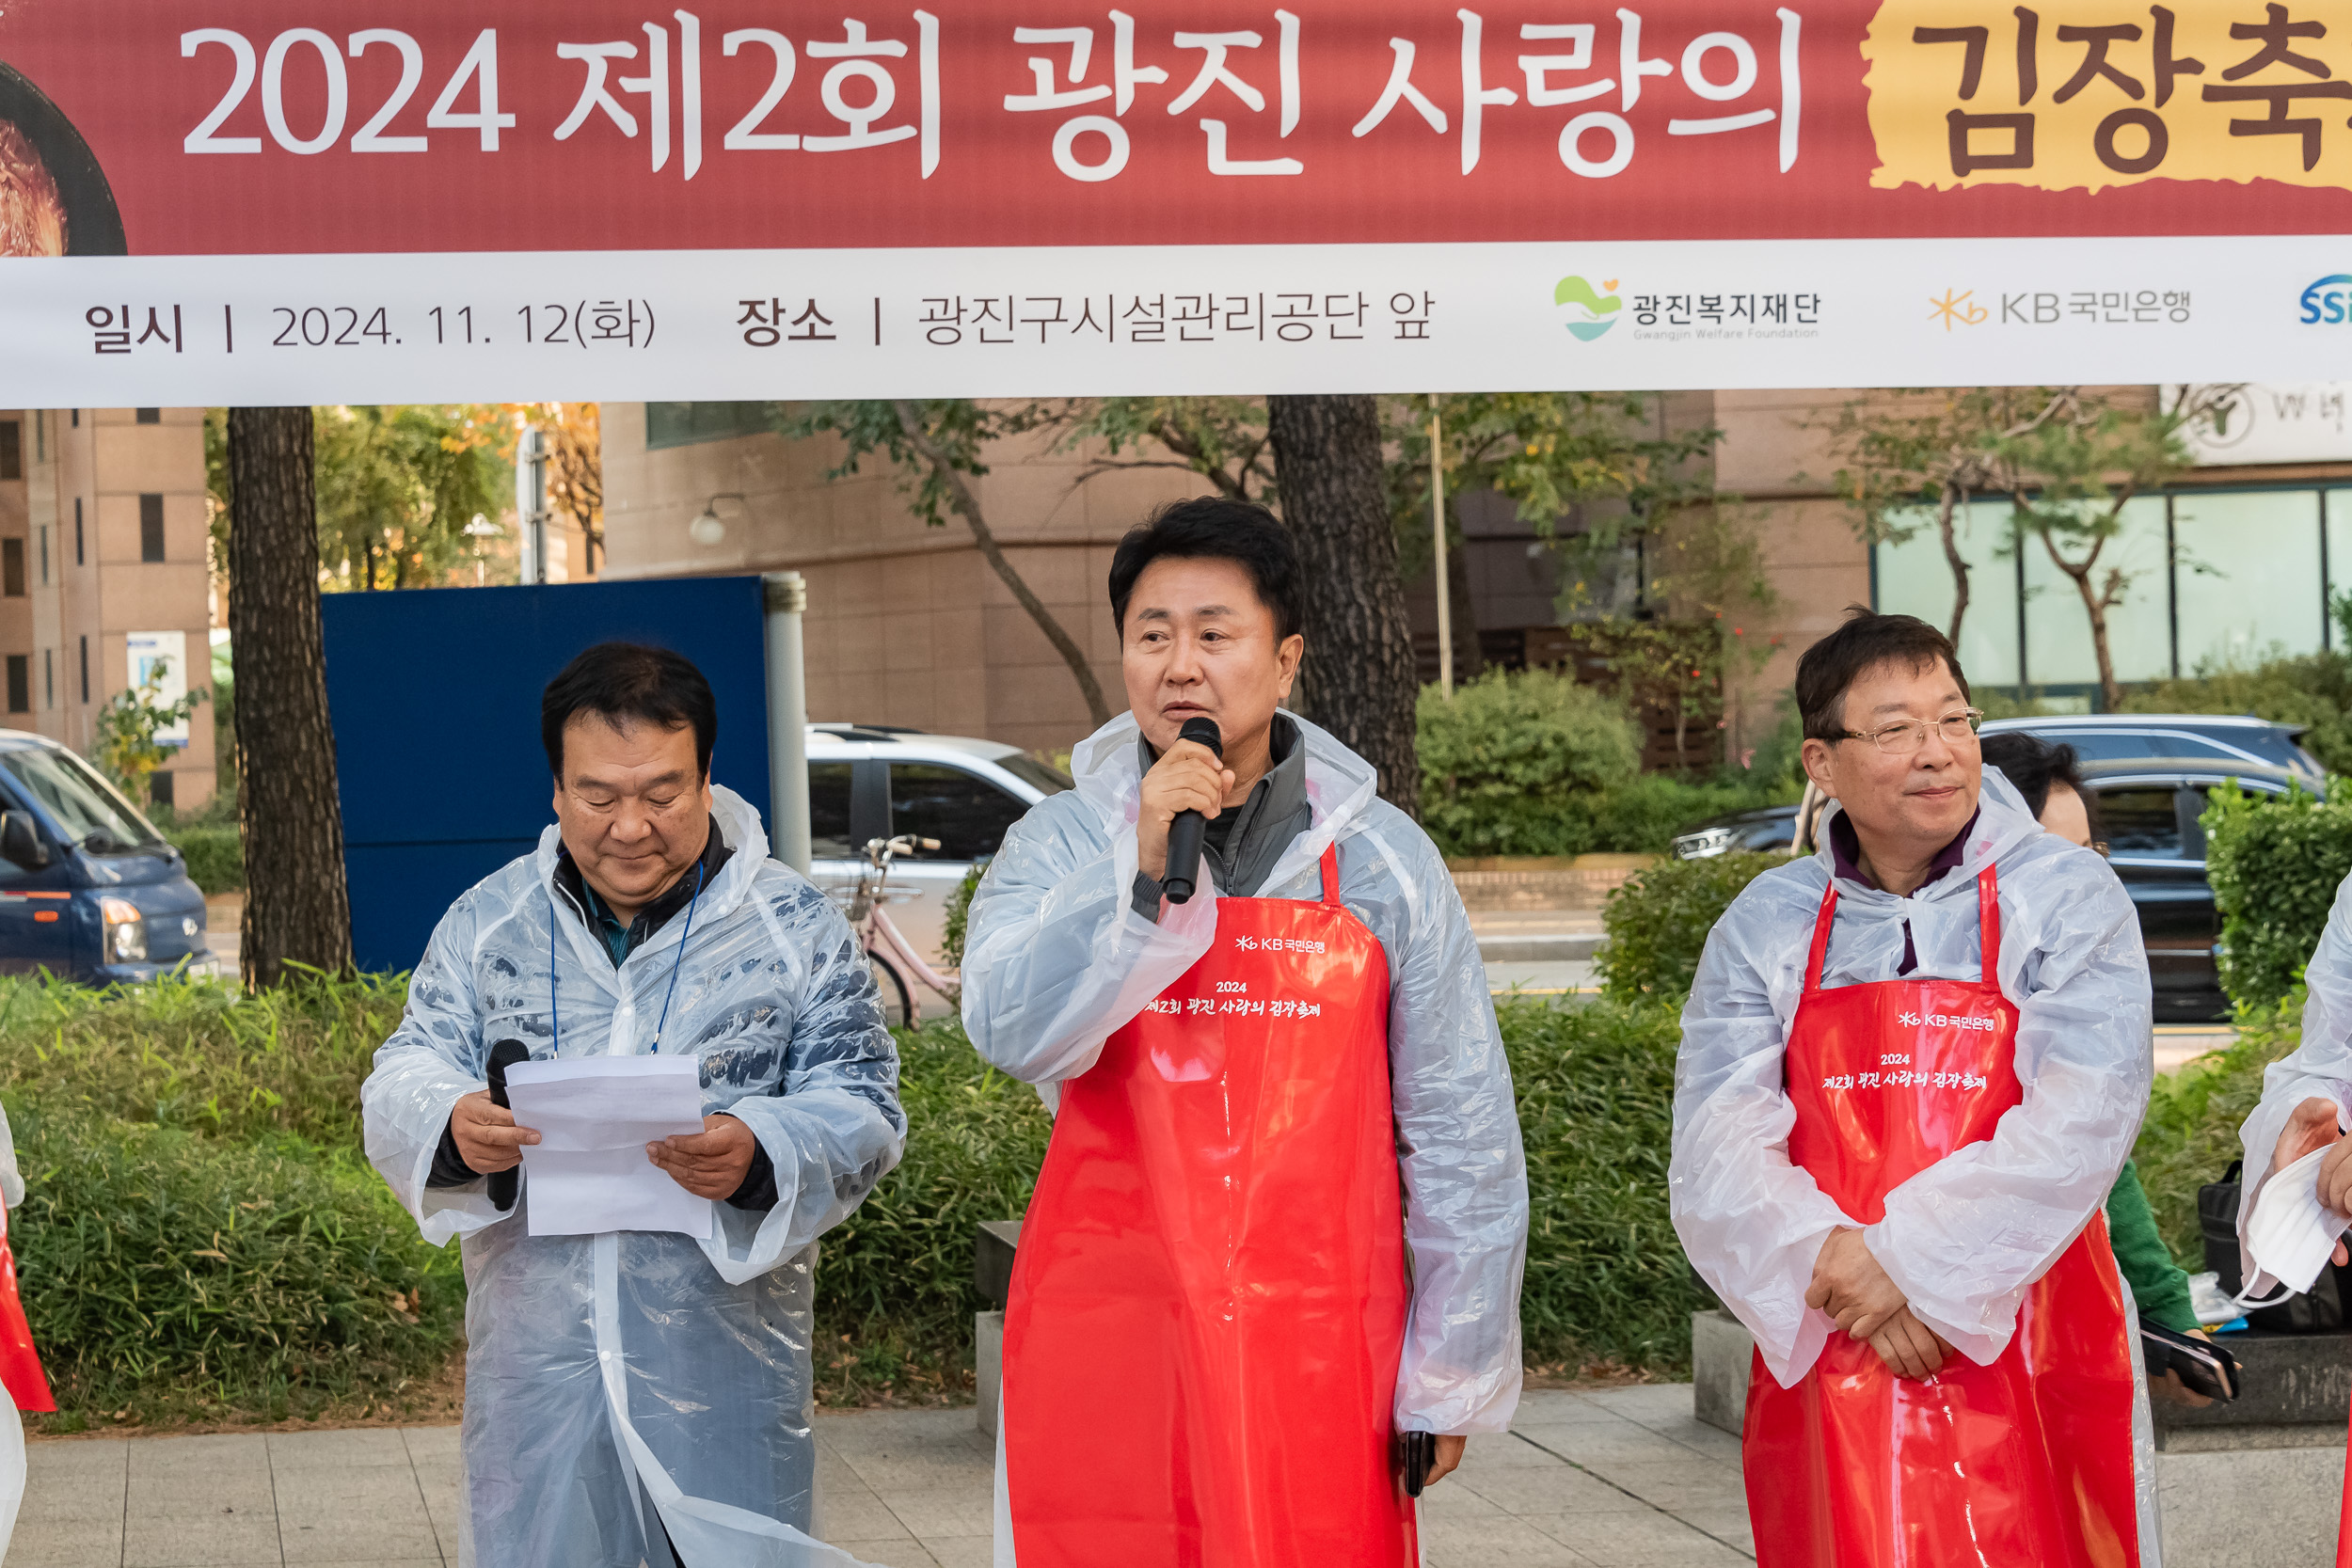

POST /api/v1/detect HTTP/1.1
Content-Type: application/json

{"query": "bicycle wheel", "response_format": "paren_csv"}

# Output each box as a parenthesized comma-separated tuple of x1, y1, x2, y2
(867, 952, 914, 1031)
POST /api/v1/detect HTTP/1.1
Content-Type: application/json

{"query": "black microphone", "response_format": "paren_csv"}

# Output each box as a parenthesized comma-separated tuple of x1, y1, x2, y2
(1161, 717, 1223, 905)
(485, 1039, 532, 1213)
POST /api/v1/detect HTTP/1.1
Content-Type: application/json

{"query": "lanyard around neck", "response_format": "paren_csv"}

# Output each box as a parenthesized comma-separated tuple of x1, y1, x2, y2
(549, 860, 707, 1054)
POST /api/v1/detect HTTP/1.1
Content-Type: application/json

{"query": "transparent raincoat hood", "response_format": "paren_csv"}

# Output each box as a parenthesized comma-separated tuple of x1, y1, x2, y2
(960, 709, 1529, 1438)
(362, 785, 904, 1568)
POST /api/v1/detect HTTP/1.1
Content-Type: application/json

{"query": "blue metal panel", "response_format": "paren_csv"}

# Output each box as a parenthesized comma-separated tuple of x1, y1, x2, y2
(322, 578, 771, 973)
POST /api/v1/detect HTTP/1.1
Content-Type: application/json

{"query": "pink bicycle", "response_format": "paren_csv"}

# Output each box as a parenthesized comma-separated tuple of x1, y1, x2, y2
(850, 833, 962, 1030)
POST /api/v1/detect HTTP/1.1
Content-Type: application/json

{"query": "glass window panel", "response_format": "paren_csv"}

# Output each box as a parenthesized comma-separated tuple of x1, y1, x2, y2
(2328, 491, 2352, 649)
(2019, 495, 2170, 688)
(889, 764, 1030, 861)
(808, 762, 854, 861)
(2173, 490, 2325, 672)
(2096, 787, 2184, 858)
(1872, 500, 2019, 688)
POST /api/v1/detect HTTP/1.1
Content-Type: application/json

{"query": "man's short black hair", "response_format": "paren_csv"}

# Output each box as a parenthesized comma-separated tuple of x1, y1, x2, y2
(1796, 609, 1972, 742)
(1107, 498, 1303, 642)
(542, 642, 717, 781)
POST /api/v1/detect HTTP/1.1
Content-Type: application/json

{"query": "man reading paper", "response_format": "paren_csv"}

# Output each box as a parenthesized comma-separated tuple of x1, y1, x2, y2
(361, 642, 904, 1568)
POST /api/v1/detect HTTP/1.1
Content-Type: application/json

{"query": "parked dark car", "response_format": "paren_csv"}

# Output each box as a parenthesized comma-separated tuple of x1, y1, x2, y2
(1980, 714, 2323, 785)
(2082, 758, 2294, 1022)
(0, 730, 217, 982)
(1671, 806, 1799, 860)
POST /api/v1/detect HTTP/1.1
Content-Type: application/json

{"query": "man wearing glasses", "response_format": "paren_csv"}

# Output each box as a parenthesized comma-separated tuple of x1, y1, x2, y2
(1671, 610, 2155, 1567)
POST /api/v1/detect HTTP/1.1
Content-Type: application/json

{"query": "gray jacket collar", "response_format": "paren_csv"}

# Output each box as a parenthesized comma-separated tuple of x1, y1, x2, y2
(1136, 713, 1311, 900)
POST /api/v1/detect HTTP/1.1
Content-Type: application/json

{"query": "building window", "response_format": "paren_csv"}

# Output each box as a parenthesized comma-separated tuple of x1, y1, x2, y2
(0, 423, 18, 482)
(68, 410, 77, 429)
(148, 770, 174, 808)
(8, 657, 29, 717)
(139, 495, 165, 562)
(135, 408, 160, 425)
(73, 499, 83, 566)
(3, 540, 24, 599)
(1874, 483, 2352, 702)
(77, 636, 87, 705)
(36, 527, 45, 586)
(32, 413, 41, 465)
(43, 650, 52, 710)
(645, 403, 772, 450)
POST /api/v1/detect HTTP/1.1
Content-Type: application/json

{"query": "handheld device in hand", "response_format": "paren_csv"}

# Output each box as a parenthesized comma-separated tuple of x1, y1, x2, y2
(1400, 1430, 1436, 1498)
(485, 1039, 532, 1213)
(2139, 1316, 2242, 1402)
(1162, 716, 1224, 905)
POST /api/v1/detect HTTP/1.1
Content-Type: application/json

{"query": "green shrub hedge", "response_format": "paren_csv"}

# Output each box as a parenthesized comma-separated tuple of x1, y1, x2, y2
(2202, 780, 2352, 1011)
(2127, 651, 2352, 777)
(1505, 996, 1695, 1370)
(1597, 851, 1788, 1001)
(2130, 989, 2308, 1264)
(10, 1102, 463, 1425)
(167, 827, 244, 895)
(1419, 669, 1642, 857)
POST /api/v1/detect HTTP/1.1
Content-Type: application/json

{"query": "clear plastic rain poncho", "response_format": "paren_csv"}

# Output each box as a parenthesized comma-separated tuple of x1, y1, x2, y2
(362, 785, 904, 1568)
(2237, 865, 2352, 1260)
(1669, 768, 2164, 1560)
(960, 710, 1530, 1437)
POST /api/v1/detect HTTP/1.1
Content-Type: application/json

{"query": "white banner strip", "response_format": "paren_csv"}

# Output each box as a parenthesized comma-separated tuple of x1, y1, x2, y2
(4, 236, 2349, 404)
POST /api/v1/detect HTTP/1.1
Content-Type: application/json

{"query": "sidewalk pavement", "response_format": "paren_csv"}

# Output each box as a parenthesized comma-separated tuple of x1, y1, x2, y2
(12, 1385, 1752, 1567)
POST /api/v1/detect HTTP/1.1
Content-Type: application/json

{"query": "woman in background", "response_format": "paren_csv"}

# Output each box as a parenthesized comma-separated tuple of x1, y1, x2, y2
(1978, 732, 2214, 1406)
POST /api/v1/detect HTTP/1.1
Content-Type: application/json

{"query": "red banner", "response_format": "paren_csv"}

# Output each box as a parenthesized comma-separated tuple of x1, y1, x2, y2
(8, 0, 2352, 260)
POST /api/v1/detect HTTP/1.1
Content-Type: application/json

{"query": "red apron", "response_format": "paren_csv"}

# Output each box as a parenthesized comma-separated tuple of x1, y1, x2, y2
(1745, 867, 2138, 1568)
(1002, 846, 1415, 1568)
(0, 1202, 54, 1413)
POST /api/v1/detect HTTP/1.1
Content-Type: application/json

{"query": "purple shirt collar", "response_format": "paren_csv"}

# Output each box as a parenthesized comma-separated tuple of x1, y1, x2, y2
(1828, 807, 1980, 895)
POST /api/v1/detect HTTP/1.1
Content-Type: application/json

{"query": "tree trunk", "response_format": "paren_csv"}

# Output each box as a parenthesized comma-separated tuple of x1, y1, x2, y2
(227, 408, 354, 988)
(1446, 538, 1486, 681)
(1936, 478, 1971, 645)
(2042, 528, 2123, 712)
(890, 402, 1111, 727)
(1267, 395, 1421, 816)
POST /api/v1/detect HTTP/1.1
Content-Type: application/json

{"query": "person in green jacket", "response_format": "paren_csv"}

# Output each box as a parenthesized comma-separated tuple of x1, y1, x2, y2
(1977, 733, 2213, 1406)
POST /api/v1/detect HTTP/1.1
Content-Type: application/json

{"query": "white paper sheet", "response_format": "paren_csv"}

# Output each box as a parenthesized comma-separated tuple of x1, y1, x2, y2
(506, 1055, 714, 1239)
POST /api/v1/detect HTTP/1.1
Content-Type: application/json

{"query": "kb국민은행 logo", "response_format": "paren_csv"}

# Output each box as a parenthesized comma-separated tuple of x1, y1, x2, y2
(1555, 276, 1622, 341)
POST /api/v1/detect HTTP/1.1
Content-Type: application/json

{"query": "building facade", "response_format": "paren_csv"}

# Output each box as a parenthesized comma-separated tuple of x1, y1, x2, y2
(602, 391, 2352, 763)
(0, 408, 216, 809)
(601, 402, 1205, 755)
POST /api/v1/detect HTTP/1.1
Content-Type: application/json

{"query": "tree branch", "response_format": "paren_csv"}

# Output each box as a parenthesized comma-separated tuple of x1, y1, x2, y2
(889, 401, 1111, 726)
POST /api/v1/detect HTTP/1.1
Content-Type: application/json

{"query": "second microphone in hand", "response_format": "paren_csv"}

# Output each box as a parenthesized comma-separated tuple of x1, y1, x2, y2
(1161, 716, 1223, 905)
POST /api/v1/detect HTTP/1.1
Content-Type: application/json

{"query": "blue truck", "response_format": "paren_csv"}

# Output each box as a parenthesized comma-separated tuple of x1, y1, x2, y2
(0, 729, 217, 982)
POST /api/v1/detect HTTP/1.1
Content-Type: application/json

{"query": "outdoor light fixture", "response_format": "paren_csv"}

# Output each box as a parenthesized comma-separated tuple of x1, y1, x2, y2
(692, 493, 748, 547)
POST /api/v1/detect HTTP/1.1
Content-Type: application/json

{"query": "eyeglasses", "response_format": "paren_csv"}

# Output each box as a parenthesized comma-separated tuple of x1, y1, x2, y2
(1836, 708, 1985, 755)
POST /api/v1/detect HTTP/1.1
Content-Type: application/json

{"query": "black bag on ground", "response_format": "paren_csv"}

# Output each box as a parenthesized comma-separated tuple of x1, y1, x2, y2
(2201, 1159, 2348, 1332)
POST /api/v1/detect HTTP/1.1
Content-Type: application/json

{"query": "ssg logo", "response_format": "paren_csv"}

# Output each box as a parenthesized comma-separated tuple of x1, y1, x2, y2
(2301, 275, 2352, 325)
(1555, 276, 1622, 341)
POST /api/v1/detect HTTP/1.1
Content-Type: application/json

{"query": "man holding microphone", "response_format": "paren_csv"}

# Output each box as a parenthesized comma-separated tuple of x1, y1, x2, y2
(961, 499, 1528, 1566)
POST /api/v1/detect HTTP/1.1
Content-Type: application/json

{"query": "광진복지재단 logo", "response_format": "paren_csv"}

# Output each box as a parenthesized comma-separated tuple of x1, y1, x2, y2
(1555, 276, 1622, 341)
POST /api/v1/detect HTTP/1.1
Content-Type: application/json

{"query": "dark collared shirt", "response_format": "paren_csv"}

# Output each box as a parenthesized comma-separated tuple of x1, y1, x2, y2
(1827, 808, 1980, 976)
(553, 822, 735, 967)
(1131, 715, 1312, 919)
